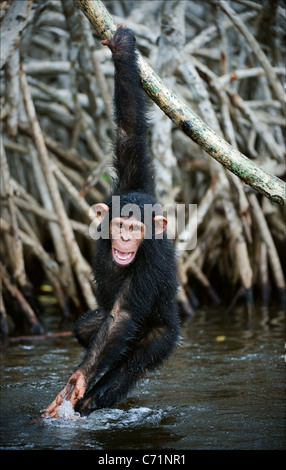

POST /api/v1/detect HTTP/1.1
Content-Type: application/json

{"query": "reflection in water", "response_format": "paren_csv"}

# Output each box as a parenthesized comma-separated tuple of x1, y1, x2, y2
(0, 305, 285, 450)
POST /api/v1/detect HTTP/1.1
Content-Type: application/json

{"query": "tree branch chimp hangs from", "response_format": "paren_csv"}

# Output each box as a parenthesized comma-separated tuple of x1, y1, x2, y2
(43, 25, 180, 418)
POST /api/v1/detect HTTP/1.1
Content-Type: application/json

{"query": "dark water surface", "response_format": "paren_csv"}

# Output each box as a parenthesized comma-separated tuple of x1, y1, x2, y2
(0, 305, 285, 450)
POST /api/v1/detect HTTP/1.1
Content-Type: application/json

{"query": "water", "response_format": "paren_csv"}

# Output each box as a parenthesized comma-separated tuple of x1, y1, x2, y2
(0, 305, 285, 450)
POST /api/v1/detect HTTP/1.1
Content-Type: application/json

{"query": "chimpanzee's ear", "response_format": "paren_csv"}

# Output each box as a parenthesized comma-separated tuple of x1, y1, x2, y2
(154, 215, 168, 235)
(95, 203, 110, 222)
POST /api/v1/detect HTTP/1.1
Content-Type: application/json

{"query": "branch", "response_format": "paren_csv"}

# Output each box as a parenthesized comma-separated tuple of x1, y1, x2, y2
(19, 63, 97, 310)
(74, 0, 285, 205)
(217, 0, 285, 114)
(0, 0, 32, 69)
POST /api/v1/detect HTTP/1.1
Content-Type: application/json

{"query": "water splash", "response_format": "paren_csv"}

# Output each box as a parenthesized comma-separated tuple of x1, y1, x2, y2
(56, 400, 81, 420)
(42, 405, 164, 431)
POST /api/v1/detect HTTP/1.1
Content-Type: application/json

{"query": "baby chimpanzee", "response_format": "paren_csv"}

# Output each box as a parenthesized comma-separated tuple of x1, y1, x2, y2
(44, 25, 180, 418)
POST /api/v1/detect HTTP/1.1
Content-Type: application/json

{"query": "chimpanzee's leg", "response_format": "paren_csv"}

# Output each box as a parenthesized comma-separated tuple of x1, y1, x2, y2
(74, 308, 108, 348)
(75, 325, 179, 416)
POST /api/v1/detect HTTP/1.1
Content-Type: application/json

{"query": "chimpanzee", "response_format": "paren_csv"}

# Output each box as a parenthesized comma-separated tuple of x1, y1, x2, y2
(43, 25, 180, 418)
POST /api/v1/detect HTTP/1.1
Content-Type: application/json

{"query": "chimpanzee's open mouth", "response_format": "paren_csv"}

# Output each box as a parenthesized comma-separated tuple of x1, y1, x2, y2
(112, 248, 136, 266)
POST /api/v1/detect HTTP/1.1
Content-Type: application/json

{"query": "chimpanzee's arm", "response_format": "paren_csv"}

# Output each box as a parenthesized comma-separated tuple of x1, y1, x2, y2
(77, 308, 134, 385)
(75, 322, 180, 416)
(43, 304, 136, 418)
(103, 26, 146, 138)
(102, 25, 155, 195)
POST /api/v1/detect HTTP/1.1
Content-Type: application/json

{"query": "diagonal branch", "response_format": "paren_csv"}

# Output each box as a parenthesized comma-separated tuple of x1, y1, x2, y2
(74, 0, 285, 205)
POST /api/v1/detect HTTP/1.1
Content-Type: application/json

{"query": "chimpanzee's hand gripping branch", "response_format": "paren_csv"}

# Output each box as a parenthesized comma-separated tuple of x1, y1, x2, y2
(43, 26, 180, 418)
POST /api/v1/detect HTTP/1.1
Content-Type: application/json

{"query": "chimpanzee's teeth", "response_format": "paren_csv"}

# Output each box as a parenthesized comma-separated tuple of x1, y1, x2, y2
(115, 250, 132, 260)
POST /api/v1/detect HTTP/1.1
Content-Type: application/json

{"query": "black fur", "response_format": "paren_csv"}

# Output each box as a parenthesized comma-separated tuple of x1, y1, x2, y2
(73, 26, 180, 417)
(111, 27, 155, 196)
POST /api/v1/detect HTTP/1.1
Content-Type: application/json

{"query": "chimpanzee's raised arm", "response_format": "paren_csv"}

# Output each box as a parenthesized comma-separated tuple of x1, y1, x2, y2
(102, 25, 155, 196)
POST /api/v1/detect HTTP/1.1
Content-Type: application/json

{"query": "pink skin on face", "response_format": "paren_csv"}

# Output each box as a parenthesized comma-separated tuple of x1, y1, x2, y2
(110, 216, 145, 266)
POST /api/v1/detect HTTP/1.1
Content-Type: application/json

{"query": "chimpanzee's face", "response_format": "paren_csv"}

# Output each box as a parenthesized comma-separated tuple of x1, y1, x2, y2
(93, 202, 168, 267)
(110, 216, 146, 266)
